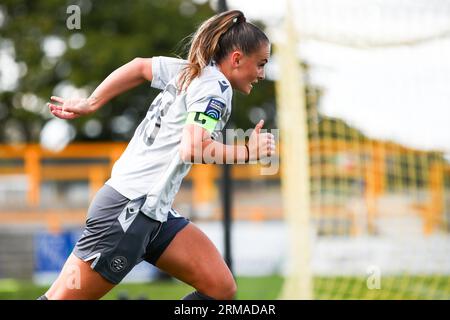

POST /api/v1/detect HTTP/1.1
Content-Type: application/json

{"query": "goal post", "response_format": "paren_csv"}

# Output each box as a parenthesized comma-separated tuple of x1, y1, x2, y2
(275, 0, 313, 300)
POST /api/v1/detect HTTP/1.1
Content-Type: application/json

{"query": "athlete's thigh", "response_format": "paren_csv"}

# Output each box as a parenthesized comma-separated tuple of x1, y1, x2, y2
(45, 253, 115, 300)
(155, 223, 233, 288)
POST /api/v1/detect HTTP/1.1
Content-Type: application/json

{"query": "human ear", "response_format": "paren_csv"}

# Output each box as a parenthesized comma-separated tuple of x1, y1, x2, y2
(230, 50, 243, 68)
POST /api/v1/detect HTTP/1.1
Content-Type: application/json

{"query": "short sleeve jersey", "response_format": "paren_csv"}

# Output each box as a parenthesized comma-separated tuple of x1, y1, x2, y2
(105, 57, 233, 222)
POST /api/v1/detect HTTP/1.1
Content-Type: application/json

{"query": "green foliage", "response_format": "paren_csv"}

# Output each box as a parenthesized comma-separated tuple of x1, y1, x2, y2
(0, 0, 276, 142)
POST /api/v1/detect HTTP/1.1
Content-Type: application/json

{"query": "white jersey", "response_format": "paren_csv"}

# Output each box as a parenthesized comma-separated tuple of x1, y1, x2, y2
(106, 56, 233, 222)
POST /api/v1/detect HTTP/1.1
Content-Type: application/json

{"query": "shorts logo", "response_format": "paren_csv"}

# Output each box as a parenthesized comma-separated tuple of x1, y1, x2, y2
(205, 99, 225, 120)
(110, 256, 128, 273)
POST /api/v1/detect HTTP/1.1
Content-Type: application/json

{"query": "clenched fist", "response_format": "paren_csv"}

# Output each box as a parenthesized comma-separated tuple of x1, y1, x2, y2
(247, 120, 276, 161)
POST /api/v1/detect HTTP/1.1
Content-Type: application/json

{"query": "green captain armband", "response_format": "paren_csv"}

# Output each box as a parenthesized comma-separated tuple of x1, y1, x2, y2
(186, 112, 218, 133)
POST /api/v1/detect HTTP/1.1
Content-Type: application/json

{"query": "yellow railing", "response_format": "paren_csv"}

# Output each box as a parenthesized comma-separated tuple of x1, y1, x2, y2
(0, 143, 125, 206)
(0, 142, 279, 207)
(0, 141, 447, 235)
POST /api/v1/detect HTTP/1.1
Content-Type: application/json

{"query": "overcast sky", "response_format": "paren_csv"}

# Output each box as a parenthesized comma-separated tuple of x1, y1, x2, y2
(228, 0, 450, 155)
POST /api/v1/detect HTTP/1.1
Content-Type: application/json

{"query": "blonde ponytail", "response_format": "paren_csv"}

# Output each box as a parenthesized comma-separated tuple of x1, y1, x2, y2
(178, 10, 267, 91)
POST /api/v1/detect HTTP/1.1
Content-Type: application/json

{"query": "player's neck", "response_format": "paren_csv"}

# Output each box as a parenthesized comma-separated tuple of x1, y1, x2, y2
(216, 62, 233, 86)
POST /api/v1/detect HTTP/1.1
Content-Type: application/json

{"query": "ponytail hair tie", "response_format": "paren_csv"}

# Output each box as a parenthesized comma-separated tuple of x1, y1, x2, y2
(233, 14, 246, 24)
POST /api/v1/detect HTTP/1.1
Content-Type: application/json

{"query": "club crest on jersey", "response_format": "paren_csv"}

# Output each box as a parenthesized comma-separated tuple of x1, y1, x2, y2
(205, 99, 225, 120)
(218, 80, 229, 93)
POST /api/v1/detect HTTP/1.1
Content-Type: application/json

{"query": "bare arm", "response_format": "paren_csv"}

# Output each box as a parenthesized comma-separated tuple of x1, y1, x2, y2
(89, 57, 153, 110)
(48, 57, 153, 119)
(179, 120, 275, 164)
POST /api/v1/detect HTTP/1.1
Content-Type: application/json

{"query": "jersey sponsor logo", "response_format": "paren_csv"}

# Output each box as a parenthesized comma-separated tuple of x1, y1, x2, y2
(110, 256, 128, 273)
(218, 80, 229, 93)
(205, 99, 225, 120)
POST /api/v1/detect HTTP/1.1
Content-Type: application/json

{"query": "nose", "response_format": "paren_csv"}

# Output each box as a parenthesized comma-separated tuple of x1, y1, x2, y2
(258, 70, 265, 81)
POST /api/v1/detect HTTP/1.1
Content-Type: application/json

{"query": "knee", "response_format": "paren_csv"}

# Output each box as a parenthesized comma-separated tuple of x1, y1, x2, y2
(197, 274, 237, 300)
(225, 279, 238, 300)
(218, 277, 237, 300)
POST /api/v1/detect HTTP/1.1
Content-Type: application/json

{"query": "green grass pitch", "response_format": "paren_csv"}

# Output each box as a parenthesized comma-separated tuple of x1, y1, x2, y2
(0, 275, 448, 300)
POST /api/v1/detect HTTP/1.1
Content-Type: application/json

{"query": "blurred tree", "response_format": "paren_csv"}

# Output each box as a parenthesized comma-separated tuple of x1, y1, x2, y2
(0, 0, 276, 143)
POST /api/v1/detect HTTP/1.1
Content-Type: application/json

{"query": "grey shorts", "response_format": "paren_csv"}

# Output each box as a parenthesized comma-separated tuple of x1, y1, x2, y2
(73, 184, 189, 284)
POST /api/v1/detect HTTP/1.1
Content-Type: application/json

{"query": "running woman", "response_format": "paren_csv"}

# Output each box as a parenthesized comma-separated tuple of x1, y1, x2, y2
(40, 9, 275, 300)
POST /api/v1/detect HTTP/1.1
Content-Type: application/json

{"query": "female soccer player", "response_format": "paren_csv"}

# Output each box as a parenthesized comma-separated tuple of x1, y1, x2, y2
(40, 9, 275, 300)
